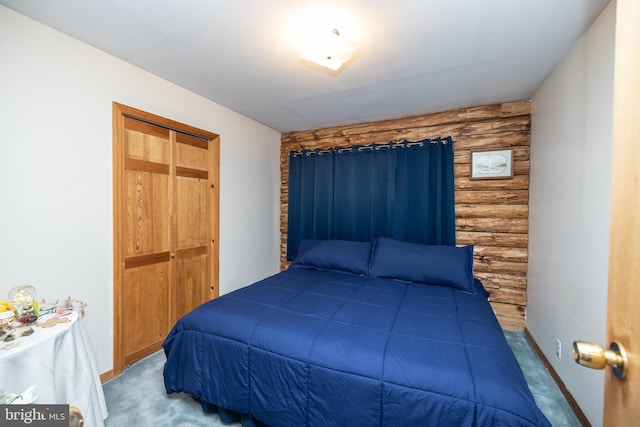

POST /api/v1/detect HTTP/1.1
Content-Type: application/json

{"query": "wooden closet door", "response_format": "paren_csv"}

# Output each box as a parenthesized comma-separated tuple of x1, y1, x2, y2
(113, 103, 219, 375)
(121, 117, 173, 366)
(174, 132, 212, 319)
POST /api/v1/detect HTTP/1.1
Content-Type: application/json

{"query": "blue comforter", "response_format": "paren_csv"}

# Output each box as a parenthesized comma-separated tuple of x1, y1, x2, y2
(163, 268, 550, 426)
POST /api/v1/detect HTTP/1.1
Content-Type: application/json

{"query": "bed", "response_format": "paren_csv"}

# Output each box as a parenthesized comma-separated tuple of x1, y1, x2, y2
(163, 237, 551, 426)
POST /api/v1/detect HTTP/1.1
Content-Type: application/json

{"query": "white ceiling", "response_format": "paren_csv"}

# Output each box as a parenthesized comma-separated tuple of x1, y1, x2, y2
(1, 0, 611, 133)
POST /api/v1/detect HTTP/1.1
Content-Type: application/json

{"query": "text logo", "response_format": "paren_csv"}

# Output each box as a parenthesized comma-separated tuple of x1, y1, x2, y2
(0, 405, 68, 426)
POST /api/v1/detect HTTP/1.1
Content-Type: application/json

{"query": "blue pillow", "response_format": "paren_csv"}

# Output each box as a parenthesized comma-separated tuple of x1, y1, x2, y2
(290, 239, 372, 275)
(369, 237, 475, 293)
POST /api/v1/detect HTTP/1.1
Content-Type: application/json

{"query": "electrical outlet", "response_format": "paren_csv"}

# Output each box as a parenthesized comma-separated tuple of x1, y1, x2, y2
(556, 338, 562, 359)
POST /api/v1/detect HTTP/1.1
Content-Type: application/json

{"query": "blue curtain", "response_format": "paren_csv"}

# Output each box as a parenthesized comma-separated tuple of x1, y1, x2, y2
(287, 137, 455, 260)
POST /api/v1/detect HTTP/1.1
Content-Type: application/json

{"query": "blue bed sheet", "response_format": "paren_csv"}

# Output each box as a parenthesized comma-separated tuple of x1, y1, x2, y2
(163, 268, 551, 426)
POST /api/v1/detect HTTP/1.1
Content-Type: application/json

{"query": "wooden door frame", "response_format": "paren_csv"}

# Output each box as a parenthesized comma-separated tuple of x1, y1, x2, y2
(111, 102, 220, 378)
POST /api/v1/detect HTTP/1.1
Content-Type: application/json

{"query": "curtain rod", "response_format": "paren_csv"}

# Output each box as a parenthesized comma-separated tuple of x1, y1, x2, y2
(291, 136, 455, 157)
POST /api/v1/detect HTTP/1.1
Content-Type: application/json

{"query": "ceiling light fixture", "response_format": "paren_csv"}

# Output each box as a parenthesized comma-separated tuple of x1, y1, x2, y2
(298, 27, 358, 71)
(287, 4, 361, 72)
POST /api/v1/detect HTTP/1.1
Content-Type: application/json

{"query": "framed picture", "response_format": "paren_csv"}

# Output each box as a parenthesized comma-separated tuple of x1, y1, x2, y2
(470, 149, 514, 179)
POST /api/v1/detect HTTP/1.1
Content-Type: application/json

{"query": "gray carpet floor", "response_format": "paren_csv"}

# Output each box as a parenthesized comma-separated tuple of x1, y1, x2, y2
(503, 331, 581, 427)
(103, 331, 581, 426)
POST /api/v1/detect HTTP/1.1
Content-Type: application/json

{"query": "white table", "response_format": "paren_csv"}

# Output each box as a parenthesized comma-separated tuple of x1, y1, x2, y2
(0, 311, 108, 426)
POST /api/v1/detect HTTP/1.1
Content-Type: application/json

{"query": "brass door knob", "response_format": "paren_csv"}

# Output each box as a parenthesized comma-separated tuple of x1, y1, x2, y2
(572, 341, 628, 379)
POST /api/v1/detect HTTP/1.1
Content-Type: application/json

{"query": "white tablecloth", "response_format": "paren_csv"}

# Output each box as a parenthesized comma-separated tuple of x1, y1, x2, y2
(0, 311, 108, 426)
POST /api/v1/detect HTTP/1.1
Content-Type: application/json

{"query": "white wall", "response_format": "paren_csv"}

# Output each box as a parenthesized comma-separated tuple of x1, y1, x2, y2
(528, 2, 615, 425)
(0, 6, 282, 375)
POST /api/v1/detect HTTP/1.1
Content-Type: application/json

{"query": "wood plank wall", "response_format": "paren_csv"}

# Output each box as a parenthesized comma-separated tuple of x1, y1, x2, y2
(280, 100, 531, 330)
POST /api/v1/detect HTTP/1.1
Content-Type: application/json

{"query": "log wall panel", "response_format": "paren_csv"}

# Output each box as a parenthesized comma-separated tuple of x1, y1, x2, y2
(280, 100, 532, 330)
(475, 272, 528, 290)
(455, 190, 529, 204)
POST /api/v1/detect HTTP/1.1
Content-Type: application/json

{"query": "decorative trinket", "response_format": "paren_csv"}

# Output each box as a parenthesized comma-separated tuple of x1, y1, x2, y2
(8, 286, 39, 324)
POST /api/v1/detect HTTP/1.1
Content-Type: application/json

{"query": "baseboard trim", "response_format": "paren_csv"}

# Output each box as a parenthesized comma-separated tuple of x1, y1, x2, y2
(524, 327, 592, 427)
(100, 370, 115, 383)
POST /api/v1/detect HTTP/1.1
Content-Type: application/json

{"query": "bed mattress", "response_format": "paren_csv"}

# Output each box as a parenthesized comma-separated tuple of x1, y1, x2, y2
(163, 266, 550, 426)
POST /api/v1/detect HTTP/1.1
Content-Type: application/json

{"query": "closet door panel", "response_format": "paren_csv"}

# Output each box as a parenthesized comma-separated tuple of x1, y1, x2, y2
(122, 262, 170, 365)
(175, 252, 208, 319)
(175, 133, 209, 252)
(176, 134, 208, 170)
(124, 119, 170, 164)
(176, 176, 208, 249)
(124, 171, 170, 257)
(121, 118, 172, 365)
(174, 136, 210, 318)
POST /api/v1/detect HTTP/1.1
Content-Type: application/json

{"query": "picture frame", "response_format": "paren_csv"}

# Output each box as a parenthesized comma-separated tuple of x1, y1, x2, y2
(470, 149, 514, 180)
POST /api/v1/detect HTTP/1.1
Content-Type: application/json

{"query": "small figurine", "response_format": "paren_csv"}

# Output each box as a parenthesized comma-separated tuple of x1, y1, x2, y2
(2, 325, 34, 342)
(40, 296, 87, 318)
(17, 304, 38, 324)
(8, 286, 39, 323)
(0, 306, 14, 329)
